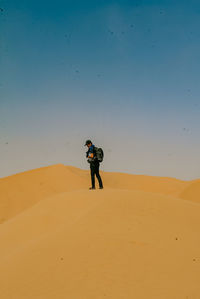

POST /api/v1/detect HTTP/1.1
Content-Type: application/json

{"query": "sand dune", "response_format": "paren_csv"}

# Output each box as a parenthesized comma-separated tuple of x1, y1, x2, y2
(179, 179, 200, 203)
(0, 163, 191, 223)
(0, 164, 200, 298)
(0, 164, 88, 223)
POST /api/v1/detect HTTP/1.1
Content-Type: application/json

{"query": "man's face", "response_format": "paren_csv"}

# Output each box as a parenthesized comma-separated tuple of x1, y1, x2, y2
(87, 143, 92, 148)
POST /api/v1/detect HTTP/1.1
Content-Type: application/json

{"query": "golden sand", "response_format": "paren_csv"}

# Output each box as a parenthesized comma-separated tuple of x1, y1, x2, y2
(0, 164, 199, 298)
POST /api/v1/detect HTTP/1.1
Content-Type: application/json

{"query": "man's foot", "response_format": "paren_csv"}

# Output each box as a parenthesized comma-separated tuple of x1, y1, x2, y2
(99, 186, 103, 189)
(89, 187, 96, 190)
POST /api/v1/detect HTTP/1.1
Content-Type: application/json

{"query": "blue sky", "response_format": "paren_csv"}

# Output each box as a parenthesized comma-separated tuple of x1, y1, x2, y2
(1, 0, 200, 180)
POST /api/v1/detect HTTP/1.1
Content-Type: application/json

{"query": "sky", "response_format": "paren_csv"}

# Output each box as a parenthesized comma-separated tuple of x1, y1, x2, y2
(0, 0, 200, 180)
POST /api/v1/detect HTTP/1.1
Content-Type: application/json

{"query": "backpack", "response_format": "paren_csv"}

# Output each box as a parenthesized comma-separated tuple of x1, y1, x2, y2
(94, 147, 104, 162)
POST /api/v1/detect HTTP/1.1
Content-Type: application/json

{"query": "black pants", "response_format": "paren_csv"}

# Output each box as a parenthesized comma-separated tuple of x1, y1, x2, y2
(90, 160, 103, 188)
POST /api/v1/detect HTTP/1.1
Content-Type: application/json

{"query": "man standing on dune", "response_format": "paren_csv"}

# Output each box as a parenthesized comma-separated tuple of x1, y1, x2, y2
(85, 140, 103, 190)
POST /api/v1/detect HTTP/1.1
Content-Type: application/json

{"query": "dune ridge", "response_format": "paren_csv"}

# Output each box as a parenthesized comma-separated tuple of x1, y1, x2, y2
(0, 163, 193, 223)
(0, 164, 200, 298)
(179, 179, 200, 203)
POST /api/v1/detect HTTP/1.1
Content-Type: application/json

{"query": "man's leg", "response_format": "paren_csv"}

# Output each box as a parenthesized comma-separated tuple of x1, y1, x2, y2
(95, 162, 103, 188)
(90, 164, 95, 188)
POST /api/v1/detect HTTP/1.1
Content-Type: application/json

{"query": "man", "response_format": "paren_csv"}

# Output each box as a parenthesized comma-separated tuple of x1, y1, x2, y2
(85, 139, 103, 190)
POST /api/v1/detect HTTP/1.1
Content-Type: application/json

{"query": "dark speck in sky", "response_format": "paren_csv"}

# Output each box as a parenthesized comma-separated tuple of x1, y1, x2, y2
(182, 128, 191, 134)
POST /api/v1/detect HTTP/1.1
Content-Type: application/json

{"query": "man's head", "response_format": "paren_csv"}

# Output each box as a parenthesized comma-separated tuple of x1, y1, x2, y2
(85, 139, 92, 148)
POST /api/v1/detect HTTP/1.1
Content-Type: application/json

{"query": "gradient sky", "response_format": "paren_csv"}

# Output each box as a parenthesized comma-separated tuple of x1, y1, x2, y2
(1, 0, 200, 180)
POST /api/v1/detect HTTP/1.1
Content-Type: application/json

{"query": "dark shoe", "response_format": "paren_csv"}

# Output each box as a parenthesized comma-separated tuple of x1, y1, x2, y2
(99, 186, 103, 189)
(89, 187, 96, 190)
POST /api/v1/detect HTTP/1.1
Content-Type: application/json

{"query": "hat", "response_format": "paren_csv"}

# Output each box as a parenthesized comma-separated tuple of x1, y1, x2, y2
(84, 139, 92, 146)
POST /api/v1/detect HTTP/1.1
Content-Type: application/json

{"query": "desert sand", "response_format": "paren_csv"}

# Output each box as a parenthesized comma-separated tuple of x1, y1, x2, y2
(0, 163, 200, 298)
